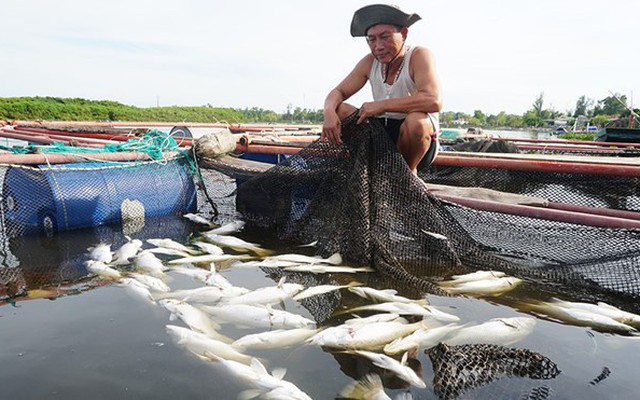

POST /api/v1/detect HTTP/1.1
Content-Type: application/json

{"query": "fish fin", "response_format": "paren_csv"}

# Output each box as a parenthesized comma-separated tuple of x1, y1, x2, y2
(340, 374, 384, 399)
(413, 298, 429, 306)
(238, 389, 262, 400)
(401, 351, 409, 366)
(203, 351, 222, 362)
(250, 357, 269, 376)
(277, 276, 287, 288)
(124, 235, 132, 242)
(326, 252, 342, 265)
(346, 281, 364, 288)
(168, 313, 178, 322)
(272, 367, 287, 380)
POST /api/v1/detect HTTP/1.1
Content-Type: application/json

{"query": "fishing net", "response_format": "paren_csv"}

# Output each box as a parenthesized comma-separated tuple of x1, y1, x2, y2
(232, 113, 640, 309)
(427, 343, 560, 400)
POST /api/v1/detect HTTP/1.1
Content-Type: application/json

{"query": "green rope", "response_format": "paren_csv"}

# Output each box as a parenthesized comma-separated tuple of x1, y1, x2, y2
(3, 130, 181, 160)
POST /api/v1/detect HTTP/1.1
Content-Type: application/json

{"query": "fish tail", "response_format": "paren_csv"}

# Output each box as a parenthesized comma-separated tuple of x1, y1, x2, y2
(340, 373, 386, 399)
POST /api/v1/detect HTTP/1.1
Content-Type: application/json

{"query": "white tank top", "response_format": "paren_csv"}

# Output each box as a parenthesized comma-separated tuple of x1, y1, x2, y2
(369, 46, 439, 128)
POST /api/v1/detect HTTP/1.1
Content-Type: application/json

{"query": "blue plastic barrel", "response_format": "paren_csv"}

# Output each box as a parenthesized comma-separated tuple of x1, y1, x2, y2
(3, 159, 196, 236)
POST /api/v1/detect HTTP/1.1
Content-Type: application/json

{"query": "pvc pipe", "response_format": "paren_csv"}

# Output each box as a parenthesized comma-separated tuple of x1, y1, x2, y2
(437, 194, 640, 229)
(494, 137, 640, 149)
(432, 154, 640, 177)
(0, 151, 180, 165)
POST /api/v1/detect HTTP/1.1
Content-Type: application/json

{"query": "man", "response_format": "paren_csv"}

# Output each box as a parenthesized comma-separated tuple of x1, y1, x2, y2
(321, 4, 442, 173)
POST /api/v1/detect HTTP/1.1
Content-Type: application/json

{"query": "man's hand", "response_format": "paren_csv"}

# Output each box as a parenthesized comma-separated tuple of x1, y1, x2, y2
(357, 101, 383, 124)
(321, 110, 342, 144)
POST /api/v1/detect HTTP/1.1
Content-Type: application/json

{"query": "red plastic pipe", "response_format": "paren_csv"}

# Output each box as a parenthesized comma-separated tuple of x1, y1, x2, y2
(437, 194, 640, 229)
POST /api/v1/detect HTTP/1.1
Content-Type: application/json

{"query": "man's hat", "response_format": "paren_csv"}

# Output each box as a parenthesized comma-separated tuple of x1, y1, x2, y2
(350, 4, 421, 37)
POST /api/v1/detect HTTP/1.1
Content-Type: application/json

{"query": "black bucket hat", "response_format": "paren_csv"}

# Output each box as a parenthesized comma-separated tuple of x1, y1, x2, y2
(350, 4, 421, 37)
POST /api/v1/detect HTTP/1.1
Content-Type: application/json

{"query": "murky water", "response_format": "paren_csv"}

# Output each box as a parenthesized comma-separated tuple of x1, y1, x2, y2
(1, 214, 640, 399)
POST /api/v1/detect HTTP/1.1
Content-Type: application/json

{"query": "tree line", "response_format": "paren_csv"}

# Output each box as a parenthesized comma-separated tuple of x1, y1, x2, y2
(0, 95, 636, 128)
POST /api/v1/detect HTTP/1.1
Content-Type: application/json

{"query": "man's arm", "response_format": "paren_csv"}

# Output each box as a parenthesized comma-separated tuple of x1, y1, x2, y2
(357, 47, 442, 123)
(322, 55, 372, 143)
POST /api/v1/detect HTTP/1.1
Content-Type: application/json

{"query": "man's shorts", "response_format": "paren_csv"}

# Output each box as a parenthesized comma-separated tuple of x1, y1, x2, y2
(374, 114, 440, 169)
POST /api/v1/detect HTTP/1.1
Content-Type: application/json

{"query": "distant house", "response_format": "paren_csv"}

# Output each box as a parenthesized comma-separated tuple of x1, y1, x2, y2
(452, 119, 467, 126)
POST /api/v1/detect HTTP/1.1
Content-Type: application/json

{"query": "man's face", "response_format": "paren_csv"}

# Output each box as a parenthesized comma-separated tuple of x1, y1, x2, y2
(365, 24, 406, 63)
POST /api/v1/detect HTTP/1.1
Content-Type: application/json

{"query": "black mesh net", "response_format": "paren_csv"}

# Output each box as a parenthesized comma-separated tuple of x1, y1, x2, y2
(427, 343, 560, 400)
(234, 113, 640, 309)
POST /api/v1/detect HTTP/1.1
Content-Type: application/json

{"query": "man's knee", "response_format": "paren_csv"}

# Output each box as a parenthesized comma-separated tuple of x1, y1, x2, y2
(337, 103, 357, 120)
(401, 112, 435, 141)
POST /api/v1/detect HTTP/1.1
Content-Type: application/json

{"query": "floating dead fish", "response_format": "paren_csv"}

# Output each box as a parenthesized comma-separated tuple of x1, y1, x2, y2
(154, 286, 234, 303)
(283, 265, 375, 274)
(308, 318, 424, 350)
(205, 220, 246, 235)
(192, 241, 224, 255)
(166, 325, 252, 365)
(223, 277, 303, 306)
(440, 270, 506, 286)
(340, 374, 392, 400)
(85, 260, 121, 280)
(201, 232, 273, 256)
(344, 350, 426, 388)
(348, 286, 414, 303)
(265, 252, 342, 265)
(199, 304, 316, 330)
(229, 260, 300, 269)
(147, 238, 198, 255)
(384, 323, 461, 355)
(129, 272, 170, 292)
(208, 355, 312, 400)
(119, 278, 155, 303)
(168, 264, 211, 282)
(112, 238, 143, 265)
(159, 300, 231, 343)
(442, 277, 522, 296)
(292, 281, 362, 301)
(232, 328, 318, 350)
(134, 251, 167, 277)
(168, 254, 253, 265)
(88, 243, 112, 264)
(443, 317, 536, 346)
(183, 213, 215, 227)
(342, 301, 460, 322)
(146, 247, 192, 258)
(523, 300, 636, 333)
(549, 298, 640, 328)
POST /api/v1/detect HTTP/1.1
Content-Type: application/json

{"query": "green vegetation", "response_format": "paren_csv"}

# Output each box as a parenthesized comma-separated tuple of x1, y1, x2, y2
(0, 97, 324, 124)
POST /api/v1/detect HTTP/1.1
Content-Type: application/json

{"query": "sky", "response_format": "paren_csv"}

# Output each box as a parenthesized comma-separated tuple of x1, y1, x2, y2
(1, 0, 638, 115)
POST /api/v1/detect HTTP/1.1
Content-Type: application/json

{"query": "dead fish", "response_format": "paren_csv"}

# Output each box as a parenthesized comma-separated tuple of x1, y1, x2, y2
(192, 241, 224, 255)
(159, 299, 231, 343)
(223, 277, 303, 306)
(165, 325, 252, 365)
(134, 251, 167, 277)
(119, 278, 155, 303)
(183, 213, 215, 227)
(112, 238, 143, 265)
(85, 260, 121, 280)
(524, 301, 636, 333)
(265, 252, 342, 265)
(168, 254, 253, 265)
(308, 318, 424, 350)
(154, 286, 227, 303)
(146, 247, 193, 258)
(439, 270, 506, 286)
(348, 286, 414, 303)
(232, 328, 318, 350)
(199, 304, 316, 330)
(168, 264, 211, 282)
(293, 281, 362, 301)
(128, 272, 170, 292)
(384, 323, 461, 355)
(229, 260, 300, 269)
(88, 243, 112, 263)
(443, 317, 536, 346)
(201, 232, 273, 256)
(205, 220, 246, 235)
(342, 301, 460, 322)
(344, 350, 426, 388)
(283, 265, 375, 274)
(340, 374, 392, 400)
(147, 238, 198, 255)
(550, 298, 640, 328)
(442, 277, 522, 296)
